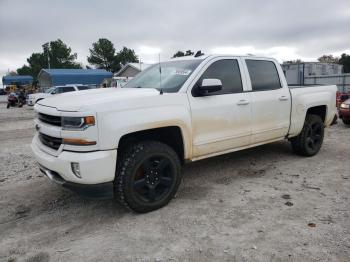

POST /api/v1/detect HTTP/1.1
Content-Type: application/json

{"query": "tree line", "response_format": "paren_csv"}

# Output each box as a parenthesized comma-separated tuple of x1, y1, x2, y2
(283, 54, 350, 73)
(16, 38, 140, 78)
(15, 38, 198, 79)
(16, 38, 350, 78)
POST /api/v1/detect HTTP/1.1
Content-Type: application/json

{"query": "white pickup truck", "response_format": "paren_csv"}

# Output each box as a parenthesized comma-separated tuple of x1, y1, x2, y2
(32, 55, 337, 213)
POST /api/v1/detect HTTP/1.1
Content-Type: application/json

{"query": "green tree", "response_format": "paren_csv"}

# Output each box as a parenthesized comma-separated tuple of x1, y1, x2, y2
(317, 55, 339, 63)
(283, 59, 304, 64)
(172, 50, 194, 58)
(87, 40, 138, 72)
(172, 51, 185, 58)
(87, 38, 118, 72)
(116, 47, 139, 67)
(16, 65, 32, 76)
(17, 53, 46, 77)
(339, 53, 350, 73)
(43, 40, 81, 69)
(16, 39, 81, 78)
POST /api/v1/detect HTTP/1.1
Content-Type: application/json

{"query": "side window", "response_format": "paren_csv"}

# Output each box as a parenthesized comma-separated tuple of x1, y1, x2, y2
(61, 86, 75, 93)
(54, 87, 62, 94)
(197, 59, 243, 95)
(246, 60, 281, 91)
(77, 86, 89, 90)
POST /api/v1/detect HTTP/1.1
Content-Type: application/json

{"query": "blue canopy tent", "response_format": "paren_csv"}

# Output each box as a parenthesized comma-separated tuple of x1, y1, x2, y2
(2, 75, 33, 86)
(38, 69, 113, 88)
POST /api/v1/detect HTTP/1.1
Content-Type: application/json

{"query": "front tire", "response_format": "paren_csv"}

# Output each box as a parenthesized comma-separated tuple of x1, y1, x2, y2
(290, 114, 324, 157)
(115, 141, 182, 213)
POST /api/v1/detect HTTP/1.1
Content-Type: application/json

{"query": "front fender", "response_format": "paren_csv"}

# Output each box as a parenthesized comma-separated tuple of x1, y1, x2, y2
(98, 105, 193, 159)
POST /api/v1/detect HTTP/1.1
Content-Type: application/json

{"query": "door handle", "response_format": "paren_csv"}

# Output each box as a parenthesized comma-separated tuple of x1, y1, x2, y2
(279, 96, 289, 101)
(237, 99, 250, 105)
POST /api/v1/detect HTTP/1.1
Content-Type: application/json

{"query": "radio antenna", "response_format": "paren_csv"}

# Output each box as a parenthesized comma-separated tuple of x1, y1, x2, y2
(158, 53, 163, 95)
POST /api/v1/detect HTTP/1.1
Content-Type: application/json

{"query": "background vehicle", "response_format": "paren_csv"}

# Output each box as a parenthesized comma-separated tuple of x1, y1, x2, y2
(6, 91, 26, 108)
(7, 92, 18, 108)
(339, 98, 350, 125)
(27, 84, 96, 105)
(31, 55, 337, 213)
(336, 92, 349, 108)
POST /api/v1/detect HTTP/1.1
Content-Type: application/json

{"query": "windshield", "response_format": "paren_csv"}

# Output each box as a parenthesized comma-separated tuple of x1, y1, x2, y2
(124, 59, 203, 93)
(45, 87, 55, 93)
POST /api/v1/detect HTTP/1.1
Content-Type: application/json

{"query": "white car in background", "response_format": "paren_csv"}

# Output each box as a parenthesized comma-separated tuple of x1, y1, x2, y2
(27, 85, 96, 105)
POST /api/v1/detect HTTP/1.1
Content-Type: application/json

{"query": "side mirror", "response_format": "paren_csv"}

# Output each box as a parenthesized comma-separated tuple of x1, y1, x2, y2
(51, 90, 56, 94)
(198, 78, 222, 95)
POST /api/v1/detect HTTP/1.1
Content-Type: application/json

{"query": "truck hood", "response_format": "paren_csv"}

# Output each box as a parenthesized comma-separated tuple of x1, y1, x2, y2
(37, 88, 160, 111)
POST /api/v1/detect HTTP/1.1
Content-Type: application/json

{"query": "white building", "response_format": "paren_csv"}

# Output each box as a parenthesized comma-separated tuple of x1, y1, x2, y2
(114, 63, 152, 78)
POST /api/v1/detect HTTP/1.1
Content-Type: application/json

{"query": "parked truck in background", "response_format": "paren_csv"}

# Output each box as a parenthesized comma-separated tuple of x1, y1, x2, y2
(31, 55, 337, 213)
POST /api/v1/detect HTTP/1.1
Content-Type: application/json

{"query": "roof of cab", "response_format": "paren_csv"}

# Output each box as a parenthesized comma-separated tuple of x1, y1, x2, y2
(169, 54, 275, 61)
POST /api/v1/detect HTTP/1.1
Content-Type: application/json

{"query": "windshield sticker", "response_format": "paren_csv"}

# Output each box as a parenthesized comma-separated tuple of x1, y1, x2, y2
(172, 69, 192, 76)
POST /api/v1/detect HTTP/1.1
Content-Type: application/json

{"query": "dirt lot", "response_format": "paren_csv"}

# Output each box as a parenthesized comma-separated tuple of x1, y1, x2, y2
(0, 104, 349, 262)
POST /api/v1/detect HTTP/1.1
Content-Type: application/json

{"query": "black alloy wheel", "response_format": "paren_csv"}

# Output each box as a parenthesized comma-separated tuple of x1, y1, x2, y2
(305, 121, 323, 152)
(290, 114, 324, 156)
(133, 155, 175, 203)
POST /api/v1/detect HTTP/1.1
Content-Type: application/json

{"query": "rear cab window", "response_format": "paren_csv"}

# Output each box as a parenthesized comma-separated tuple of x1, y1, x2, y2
(77, 86, 89, 90)
(246, 60, 281, 91)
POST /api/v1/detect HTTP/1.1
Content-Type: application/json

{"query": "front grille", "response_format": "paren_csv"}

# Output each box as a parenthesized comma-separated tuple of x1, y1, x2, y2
(38, 113, 61, 126)
(38, 133, 62, 150)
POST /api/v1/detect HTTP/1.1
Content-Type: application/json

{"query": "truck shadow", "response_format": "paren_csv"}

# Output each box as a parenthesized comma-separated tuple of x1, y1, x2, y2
(48, 140, 293, 212)
(183, 140, 292, 178)
(179, 140, 293, 199)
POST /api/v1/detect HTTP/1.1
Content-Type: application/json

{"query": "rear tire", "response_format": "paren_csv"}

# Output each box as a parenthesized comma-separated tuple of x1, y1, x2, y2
(115, 141, 182, 213)
(342, 119, 350, 125)
(290, 114, 324, 157)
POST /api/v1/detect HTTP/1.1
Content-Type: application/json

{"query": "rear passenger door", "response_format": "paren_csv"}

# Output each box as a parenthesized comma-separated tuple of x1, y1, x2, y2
(188, 58, 252, 158)
(244, 59, 291, 143)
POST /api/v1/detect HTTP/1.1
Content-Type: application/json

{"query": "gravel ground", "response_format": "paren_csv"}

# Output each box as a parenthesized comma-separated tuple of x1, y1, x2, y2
(0, 95, 7, 104)
(0, 105, 349, 262)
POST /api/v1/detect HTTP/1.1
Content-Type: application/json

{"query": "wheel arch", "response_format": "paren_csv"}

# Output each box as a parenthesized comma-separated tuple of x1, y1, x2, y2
(35, 98, 44, 104)
(306, 105, 327, 123)
(117, 126, 188, 164)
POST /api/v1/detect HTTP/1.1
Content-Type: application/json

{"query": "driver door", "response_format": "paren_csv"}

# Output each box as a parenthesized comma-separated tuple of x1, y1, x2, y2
(188, 58, 252, 158)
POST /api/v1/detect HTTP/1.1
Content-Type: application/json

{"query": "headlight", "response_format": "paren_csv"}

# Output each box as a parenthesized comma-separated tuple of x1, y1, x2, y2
(61, 116, 95, 130)
(340, 103, 350, 109)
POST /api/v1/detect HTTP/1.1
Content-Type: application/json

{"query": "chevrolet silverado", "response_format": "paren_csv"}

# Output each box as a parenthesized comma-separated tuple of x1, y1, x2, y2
(32, 55, 337, 212)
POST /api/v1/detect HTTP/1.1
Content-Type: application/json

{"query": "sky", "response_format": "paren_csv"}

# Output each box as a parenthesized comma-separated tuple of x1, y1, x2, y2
(0, 0, 350, 83)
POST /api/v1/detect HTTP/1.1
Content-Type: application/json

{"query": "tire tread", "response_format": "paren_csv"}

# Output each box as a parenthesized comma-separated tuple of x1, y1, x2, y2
(290, 114, 324, 157)
(114, 140, 181, 213)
